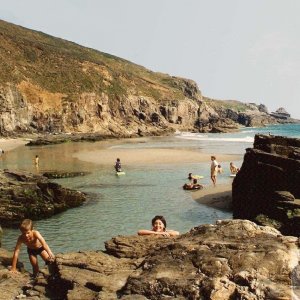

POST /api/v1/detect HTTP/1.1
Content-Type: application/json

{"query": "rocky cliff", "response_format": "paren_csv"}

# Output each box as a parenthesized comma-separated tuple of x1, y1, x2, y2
(0, 19, 290, 138)
(1, 219, 300, 299)
(232, 134, 300, 236)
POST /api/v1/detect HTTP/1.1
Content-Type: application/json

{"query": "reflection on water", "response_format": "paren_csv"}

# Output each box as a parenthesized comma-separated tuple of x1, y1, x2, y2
(1, 136, 240, 270)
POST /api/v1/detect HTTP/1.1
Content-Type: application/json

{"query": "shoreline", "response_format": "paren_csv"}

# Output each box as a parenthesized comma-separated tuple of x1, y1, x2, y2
(192, 183, 232, 210)
(73, 147, 242, 165)
(0, 138, 28, 152)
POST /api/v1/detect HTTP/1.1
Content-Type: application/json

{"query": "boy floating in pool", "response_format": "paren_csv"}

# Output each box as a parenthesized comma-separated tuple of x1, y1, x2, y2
(10, 219, 55, 277)
(138, 215, 179, 237)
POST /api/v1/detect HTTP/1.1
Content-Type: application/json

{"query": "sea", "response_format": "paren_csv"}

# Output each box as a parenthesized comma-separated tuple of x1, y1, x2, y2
(1, 124, 300, 269)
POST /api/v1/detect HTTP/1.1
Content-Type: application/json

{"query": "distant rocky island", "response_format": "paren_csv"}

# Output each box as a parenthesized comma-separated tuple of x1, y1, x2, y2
(0, 19, 299, 140)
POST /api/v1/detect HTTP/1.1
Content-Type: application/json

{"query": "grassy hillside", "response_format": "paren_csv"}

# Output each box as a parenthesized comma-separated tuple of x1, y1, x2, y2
(203, 97, 255, 113)
(0, 19, 188, 102)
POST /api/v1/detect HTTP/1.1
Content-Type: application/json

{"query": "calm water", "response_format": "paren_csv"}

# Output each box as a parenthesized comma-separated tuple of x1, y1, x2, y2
(1, 124, 299, 269)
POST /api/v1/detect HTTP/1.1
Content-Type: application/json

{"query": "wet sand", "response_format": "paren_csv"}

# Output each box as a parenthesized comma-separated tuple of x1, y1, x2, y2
(73, 148, 241, 165)
(192, 183, 232, 210)
(0, 138, 28, 152)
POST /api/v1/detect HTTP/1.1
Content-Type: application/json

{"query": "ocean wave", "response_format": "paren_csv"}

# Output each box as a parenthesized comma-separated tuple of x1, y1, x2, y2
(176, 134, 254, 143)
(176, 132, 208, 138)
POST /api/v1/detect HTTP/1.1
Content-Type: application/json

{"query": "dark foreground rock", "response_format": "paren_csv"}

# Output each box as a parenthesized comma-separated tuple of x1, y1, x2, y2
(233, 134, 300, 236)
(0, 170, 86, 227)
(2, 220, 300, 299)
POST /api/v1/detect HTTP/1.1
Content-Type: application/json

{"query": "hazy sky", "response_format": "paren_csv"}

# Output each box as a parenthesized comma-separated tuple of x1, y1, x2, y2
(1, 0, 300, 118)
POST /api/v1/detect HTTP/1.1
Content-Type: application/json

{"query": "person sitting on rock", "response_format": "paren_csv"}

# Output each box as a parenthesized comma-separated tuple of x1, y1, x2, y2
(138, 215, 179, 237)
(115, 158, 122, 172)
(229, 162, 240, 174)
(10, 219, 55, 277)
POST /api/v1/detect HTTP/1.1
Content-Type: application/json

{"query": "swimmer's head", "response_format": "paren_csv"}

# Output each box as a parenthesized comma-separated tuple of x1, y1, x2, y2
(151, 215, 167, 232)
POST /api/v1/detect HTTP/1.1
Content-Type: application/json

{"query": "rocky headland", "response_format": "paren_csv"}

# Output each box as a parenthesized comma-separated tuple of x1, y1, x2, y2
(0, 19, 298, 141)
(0, 169, 86, 227)
(233, 134, 300, 236)
(1, 219, 300, 300)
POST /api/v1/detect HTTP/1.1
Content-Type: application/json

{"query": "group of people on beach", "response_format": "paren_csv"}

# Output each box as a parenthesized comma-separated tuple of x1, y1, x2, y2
(185, 156, 240, 189)
(210, 156, 240, 185)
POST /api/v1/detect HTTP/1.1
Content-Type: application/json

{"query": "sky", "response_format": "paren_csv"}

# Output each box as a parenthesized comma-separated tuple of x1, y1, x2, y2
(1, 0, 300, 118)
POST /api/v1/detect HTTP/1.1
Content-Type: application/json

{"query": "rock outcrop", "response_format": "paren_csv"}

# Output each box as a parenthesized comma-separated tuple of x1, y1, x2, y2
(0, 248, 29, 300)
(42, 170, 91, 179)
(0, 170, 86, 227)
(271, 107, 291, 119)
(233, 134, 300, 236)
(2, 219, 300, 299)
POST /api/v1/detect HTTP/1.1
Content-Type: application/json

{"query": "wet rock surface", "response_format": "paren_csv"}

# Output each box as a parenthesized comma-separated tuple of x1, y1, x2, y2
(233, 134, 300, 236)
(42, 171, 91, 179)
(1, 220, 300, 299)
(0, 170, 86, 227)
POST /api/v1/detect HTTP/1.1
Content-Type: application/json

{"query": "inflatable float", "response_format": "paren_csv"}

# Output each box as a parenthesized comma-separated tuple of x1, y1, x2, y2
(183, 183, 203, 190)
(116, 171, 126, 176)
(192, 175, 204, 179)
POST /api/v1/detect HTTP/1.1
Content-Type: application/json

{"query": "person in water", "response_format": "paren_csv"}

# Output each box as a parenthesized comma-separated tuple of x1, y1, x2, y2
(183, 178, 203, 190)
(35, 155, 39, 166)
(210, 156, 219, 186)
(230, 162, 240, 174)
(217, 164, 223, 174)
(115, 158, 122, 172)
(138, 215, 179, 237)
(10, 219, 55, 277)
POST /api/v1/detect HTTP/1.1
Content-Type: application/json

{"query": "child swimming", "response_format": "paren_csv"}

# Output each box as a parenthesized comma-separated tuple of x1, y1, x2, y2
(138, 215, 179, 237)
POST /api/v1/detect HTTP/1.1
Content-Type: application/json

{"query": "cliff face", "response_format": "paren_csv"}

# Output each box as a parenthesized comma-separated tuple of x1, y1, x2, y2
(232, 134, 300, 236)
(0, 20, 288, 137)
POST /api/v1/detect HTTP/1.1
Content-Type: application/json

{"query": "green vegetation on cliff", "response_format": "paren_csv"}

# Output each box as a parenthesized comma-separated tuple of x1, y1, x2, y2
(0, 19, 194, 102)
(203, 97, 252, 113)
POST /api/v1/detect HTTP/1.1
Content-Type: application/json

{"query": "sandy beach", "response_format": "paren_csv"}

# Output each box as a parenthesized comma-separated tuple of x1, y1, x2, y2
(72, 140, 238, 211)
(191, 183, 232, 210)
(73, 148, 242, 165)
(0, 138, 28, 152)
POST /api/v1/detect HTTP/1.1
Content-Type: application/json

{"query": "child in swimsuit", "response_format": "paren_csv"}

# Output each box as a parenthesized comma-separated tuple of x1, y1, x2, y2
(10, 219, 55, 277)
